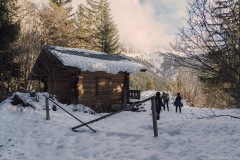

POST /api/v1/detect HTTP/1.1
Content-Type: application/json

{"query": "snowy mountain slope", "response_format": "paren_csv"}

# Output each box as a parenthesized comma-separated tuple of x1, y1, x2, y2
(121, 47, 178, 79)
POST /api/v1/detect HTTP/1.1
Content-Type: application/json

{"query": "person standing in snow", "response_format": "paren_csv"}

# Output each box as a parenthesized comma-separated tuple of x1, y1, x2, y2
(162, 92, 169, 111)
(155, 92, 163, 120)
(174, 92, 183, 113)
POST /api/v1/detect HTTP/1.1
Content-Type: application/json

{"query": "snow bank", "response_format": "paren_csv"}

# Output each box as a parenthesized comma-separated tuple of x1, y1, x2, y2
(0, 91, 240, 160)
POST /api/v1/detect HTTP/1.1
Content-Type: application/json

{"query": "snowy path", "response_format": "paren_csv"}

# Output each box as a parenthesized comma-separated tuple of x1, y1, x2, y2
(1, 91, 240, 160)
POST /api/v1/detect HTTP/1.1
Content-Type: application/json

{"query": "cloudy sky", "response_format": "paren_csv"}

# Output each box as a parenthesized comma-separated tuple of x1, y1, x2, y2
(30, 0, 188, 50)
(72, 0, 188, 50)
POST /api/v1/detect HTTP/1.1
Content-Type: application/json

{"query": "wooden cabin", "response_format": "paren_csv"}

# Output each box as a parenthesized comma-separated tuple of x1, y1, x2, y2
(29, 46, 147, 112)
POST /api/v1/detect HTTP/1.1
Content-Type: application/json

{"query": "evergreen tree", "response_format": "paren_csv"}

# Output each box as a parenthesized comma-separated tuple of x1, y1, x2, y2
(85, 0, 100, 50)
(39, 1, 76, 47)
(51, 0, 72, 6)
(75, 0, 100, 50)
(93, 0, 120, 53)
(0, 0, 19, 50)
(0, 0, 20, 100)
(76, 0, 120, 53)
(75, 4, 92, 49)
(85, 0, 99, 16)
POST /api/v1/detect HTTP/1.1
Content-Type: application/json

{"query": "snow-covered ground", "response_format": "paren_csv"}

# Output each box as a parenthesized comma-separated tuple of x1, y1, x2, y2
(1, 91, 240, 160)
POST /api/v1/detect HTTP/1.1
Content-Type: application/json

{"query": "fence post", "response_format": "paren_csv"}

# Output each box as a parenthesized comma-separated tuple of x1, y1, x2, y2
(45, 97, 50, 120)
(123, 87, 128, 109)
(151, 97, 158, 137)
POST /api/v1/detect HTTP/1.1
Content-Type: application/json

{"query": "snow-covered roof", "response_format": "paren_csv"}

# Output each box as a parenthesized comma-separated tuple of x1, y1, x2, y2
(47, 46, 147, 74)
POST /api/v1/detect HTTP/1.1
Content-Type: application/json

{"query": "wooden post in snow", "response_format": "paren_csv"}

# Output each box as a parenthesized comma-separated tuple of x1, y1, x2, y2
(45, 97, 50, 120)
(123, 72, 129, 109)
(151, 97, 158, 137)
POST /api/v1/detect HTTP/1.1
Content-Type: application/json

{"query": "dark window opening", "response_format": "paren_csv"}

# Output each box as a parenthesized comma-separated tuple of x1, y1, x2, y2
(96, 78, 111, 95)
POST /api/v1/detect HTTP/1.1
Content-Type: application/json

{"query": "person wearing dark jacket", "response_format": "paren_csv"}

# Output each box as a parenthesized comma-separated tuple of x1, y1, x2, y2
(162, 92, 169, 111)
(174, 92, 183, 113)
(155, 92, 163, 120)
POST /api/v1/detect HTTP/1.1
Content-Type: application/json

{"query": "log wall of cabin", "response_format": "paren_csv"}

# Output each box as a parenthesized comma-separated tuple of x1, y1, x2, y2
(47, 67, 74, 103)
(47, 68, 128, 112)
(77, 71, 127, 111)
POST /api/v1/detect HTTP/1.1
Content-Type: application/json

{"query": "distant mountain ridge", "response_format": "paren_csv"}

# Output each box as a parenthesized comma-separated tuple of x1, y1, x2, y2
(120, 46, 178, 79)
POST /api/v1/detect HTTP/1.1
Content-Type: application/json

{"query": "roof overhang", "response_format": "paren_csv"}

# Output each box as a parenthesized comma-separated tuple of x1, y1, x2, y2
(47, 46, 147, 74)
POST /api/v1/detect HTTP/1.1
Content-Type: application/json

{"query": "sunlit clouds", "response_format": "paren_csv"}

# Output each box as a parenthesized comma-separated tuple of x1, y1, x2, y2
(72, 0, 187, 50)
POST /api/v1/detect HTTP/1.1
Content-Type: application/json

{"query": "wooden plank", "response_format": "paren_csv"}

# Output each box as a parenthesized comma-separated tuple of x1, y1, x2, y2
(46, 69, 127, 110)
